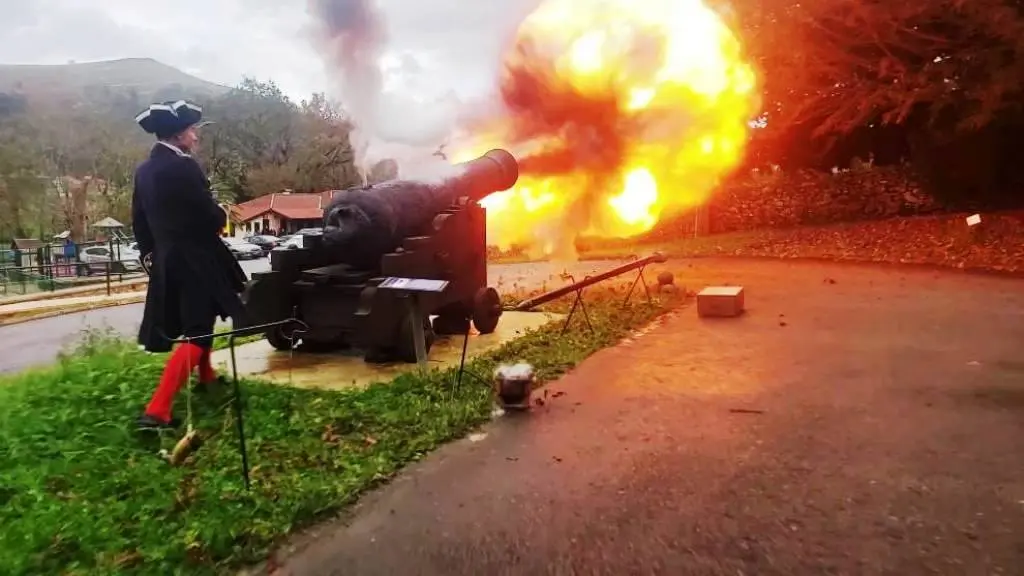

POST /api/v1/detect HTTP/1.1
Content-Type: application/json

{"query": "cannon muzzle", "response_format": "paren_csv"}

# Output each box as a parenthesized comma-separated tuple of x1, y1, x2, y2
(318, 148, 519, 270)
(451, 148, 520, 203)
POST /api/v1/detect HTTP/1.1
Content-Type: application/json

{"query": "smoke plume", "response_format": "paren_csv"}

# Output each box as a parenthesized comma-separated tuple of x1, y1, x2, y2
(307, 0, 463, 180)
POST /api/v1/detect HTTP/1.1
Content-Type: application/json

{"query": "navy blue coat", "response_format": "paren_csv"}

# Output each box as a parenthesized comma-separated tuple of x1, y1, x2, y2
(132, 143, 247, 352)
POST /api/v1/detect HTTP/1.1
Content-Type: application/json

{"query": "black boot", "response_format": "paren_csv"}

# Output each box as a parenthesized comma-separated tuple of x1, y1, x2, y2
(192, 375, 229, 394)
(136, 414, 182, 431)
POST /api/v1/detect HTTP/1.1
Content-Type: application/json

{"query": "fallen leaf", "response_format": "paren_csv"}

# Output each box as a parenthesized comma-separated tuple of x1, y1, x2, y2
(321, 425, 340, 444)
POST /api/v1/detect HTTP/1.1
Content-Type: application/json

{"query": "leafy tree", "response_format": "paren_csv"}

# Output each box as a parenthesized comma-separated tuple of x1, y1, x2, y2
(0, 113, 47, 239)
(199, 78, 299, 200)
(367, 159, 398, 183)
(0, 77, 358, 241)
(293, 93, 360, 190)
(199, 81, 359, 199)
(0, 94, 145, 240)
(734, 0, 1024, 204)
(742, 0, 1023, 136)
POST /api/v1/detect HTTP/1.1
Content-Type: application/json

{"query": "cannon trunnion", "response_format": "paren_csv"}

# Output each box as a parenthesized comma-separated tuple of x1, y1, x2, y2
(241, 149, 517, 363)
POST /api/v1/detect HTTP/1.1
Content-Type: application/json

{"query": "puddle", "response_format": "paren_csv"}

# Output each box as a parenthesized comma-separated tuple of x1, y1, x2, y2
(210, 311, 562, 390)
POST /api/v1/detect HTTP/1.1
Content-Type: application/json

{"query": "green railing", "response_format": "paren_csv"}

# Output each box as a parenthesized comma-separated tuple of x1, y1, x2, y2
(0, 238, 142, 299)
(0, 261, 136, 298)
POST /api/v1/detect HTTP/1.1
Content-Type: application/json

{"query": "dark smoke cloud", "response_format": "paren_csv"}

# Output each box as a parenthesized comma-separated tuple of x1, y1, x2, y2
(308, 0, 386, 134)
(311, 0, 380, 34)
(307, 0, 471, 179)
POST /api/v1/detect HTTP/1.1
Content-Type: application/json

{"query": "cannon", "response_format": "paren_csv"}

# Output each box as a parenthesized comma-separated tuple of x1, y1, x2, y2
(241, 149, 519, 363)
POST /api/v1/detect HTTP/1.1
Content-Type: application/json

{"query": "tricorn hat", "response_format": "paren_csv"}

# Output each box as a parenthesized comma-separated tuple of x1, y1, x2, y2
(134, 100, 211, 139)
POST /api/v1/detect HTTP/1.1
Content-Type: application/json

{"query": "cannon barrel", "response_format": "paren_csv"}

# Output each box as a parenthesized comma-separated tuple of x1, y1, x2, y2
(320, 148, 519, 270)
(449, 148, 519, 204)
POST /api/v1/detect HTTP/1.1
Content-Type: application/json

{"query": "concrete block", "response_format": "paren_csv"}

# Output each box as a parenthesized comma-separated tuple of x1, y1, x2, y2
(697, 286, 745, 318)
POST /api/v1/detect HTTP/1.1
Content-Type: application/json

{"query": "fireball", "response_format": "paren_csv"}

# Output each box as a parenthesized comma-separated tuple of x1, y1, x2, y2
(453, 0, 759, 257)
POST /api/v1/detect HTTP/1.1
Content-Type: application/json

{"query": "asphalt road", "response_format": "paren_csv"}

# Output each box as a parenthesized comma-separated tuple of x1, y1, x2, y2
(271, 258, 1024, 576)
(0, 258, 626, 374)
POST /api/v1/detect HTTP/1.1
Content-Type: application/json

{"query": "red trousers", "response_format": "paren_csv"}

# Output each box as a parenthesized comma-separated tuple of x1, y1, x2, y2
(144, 343, 218, 423)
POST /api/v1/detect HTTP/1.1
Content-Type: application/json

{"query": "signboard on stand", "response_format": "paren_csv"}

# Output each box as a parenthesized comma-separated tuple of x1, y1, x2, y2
(377, 277, 450, 368)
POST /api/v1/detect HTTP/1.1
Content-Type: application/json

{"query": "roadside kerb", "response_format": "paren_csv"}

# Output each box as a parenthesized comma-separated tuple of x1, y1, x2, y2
(0, 292, 147, 327)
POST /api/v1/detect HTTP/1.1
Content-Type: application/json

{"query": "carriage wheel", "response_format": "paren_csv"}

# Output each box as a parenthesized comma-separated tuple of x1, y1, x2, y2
(266, 325, 295, 351)
(471, 287, 502, 335)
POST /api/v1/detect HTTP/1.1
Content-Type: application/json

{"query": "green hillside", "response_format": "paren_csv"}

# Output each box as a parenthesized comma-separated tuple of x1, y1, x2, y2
(0, 58, 230, 103)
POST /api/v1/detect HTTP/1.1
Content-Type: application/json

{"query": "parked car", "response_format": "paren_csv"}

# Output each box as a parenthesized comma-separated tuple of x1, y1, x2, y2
(77, 244, 143, 275)
(243, 235, 279, 253)
(222, 237, 265, 260)
(280, 228, 323, 249)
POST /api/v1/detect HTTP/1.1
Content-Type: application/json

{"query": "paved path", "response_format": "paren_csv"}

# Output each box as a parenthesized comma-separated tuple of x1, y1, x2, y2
(0, 259, 625, 374)
(0, 257, 269, 374)
(274, 258, 1024, 575)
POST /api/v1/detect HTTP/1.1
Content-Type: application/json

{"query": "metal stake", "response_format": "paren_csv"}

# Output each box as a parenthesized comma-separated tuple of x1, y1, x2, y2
(158, 317, 308, 490)
(228, 335, 250, 490)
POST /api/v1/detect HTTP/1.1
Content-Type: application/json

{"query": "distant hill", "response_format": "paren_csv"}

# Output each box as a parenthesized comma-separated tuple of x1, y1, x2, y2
(0, 58, 231, 105)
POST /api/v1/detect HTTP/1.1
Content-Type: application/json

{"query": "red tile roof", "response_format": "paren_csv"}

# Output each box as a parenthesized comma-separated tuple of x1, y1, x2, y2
(232, 191, 335, 222)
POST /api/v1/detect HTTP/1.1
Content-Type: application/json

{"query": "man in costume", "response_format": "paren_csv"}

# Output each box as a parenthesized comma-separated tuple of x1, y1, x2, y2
(132, 100, 248, 430)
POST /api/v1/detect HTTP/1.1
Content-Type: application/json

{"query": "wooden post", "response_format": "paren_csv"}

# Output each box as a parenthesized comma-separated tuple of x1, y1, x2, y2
(404, 295, 428, 371)
(694, 205, 710, 237)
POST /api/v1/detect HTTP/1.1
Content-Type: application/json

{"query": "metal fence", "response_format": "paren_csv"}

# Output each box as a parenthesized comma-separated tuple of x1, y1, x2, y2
(0, 238, 143, 298)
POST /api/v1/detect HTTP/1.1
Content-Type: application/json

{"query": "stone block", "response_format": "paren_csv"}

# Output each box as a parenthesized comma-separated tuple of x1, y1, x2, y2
(697, 286, 745, 318)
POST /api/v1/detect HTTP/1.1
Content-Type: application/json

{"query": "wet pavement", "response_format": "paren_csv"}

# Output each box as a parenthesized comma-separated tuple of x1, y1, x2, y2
(211, 311, 562, 389)
(270, 258, 1024, 575)
(0, 259, 627, 374)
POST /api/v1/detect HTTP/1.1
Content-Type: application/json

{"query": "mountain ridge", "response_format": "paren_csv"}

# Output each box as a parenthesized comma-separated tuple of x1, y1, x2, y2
(0, 58, 231, 103)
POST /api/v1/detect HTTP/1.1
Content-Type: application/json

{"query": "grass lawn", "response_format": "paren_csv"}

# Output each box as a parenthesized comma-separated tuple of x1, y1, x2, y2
(0, 282, 682, 575)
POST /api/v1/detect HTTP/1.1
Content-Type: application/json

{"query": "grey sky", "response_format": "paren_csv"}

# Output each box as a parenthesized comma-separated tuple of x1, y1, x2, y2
(0, 0, 539, 101)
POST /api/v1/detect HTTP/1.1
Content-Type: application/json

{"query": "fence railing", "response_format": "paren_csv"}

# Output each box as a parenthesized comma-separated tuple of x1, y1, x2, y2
(0, 261, 145, 298)
(0, 237, 143, 299)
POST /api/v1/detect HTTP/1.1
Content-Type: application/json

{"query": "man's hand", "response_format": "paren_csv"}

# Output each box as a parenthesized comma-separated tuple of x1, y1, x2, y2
(141, 252, 153, 276)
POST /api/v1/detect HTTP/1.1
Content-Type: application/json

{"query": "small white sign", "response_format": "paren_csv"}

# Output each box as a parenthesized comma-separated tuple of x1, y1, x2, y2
(966, 214, 982, 226)
(378, 277, 449, 293)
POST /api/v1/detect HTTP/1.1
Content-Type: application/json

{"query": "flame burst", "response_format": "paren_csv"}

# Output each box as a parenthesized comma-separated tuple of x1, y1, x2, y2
(454, 0, 759, 257)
